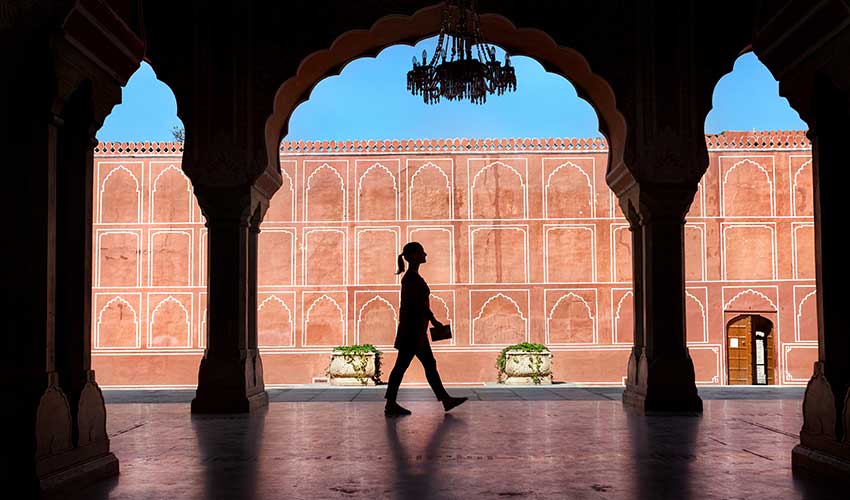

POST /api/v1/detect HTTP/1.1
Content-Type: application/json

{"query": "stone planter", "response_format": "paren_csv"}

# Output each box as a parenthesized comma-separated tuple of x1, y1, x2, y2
(502, 350, 553, 385)
(328, 351, 378, 386)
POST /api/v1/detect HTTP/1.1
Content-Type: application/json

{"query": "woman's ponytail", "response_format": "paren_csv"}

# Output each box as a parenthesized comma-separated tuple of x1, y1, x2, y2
(396, 253, 406, 275)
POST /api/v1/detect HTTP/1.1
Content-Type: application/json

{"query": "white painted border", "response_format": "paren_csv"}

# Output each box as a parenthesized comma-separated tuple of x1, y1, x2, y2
(94, 292, 142, 349)
(354, 290, 399, 348)
(97, 161, 143, 224)
(611, 288, 633, 345)
(303, 160, 349, 222)
(302, 227, 348, 286)
(543, 224, 597, 283)
(789, 156, 813, 217)
(355, 159, 400, 221)
(147, 228, 194, 287)
(302, 292, 348, 347)
(469, 289, 530, 346)
(544, 288, 598, 345)
(406, 158, 454, 221)
(257, 291, 297, 348)
(468, 225, 529, 284)
(718, 155, 776, 218)
(609, 223, 630, 283)
(720, 223, 778, 280)
(467, 157, 529, 220)
(149, 162, 193, 224)
(793, 285, 818, 342)
(408, 225, 455, 284)
(791, 222, 815, 280)
(258, 227, 297, 286)
(354, 226, 400, 285)
(542, 157, 597, 219)
(95, 229, 142, 288)
(146, 292, 193, 349)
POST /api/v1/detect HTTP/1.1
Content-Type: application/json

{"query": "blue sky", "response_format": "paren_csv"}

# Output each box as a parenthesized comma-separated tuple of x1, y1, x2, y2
(97, 37, 806, 142)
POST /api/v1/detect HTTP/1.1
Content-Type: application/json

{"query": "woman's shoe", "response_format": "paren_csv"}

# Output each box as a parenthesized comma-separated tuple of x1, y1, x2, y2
(384, 402, 412, 417)
(442, 396, 468, 412)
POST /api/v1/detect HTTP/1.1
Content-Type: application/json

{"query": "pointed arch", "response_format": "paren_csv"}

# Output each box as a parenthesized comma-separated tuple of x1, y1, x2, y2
(149, 296, 191, 348)
(545, 161, 594, 218)
(99, 165, 141, 223)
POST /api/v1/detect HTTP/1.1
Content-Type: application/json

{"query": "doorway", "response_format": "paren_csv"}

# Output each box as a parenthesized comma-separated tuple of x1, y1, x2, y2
(727, 315, 775, 385)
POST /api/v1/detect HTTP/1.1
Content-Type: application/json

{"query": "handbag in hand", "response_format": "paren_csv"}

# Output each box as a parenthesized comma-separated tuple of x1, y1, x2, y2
(430, 323, 452, 342)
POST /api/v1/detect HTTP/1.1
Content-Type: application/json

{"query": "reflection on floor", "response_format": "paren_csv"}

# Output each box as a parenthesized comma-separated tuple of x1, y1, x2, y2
(70, 392, 842, 499)
(102, 386, 806, 404)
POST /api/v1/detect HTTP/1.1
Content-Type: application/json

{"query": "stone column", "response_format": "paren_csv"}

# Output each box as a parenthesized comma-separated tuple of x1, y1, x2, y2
(1, 34, 126, 494)
(622, 183, 702, 414)
(623, 203, 645, 401)
(191, 187, 268, 413)
(792, 75, 850, 478)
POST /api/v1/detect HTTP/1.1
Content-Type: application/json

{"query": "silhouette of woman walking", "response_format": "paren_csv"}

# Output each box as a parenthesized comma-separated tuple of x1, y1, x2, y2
(384, 242, 467, 417)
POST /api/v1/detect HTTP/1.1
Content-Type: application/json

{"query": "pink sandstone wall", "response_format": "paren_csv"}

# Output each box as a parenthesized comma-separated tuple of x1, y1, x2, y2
(91, 132, 817, 387)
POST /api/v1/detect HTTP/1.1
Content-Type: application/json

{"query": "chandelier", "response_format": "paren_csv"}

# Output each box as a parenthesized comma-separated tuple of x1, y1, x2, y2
(407, 0, 517, 105)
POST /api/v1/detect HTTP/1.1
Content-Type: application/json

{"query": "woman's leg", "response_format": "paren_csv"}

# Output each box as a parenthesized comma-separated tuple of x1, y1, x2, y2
(415, 342, 450, 401)
(385, 349, 417, 402)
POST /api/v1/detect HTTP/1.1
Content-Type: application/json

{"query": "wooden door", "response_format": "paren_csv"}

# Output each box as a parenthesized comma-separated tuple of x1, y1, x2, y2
(727, 316, 752, 385)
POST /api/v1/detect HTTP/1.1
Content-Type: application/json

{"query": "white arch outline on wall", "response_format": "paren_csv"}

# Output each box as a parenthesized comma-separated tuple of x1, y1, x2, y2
(267, 166, 296, 222)
(795, 289, 817, 342)
(99, 164, 141, 223)
(257, 295, 294, 347)
(685, 291, 708, 344)
(356, 162, 398, 221)
(150, 164, 193, 223)
(546, 291, 596, 345)
(96, 295, 139, 349)
(544, 161, 594, 218)
(149, 295, 191, 348)
(305, 163, 346, 221)
(721, 159, 775, 217)
(470, 161, 527, 219)
(430, 294, 451, 321)
(356, 295, 398, 345)
(471, 292, 528, 345)
(792, 159, 813, 217)
(408, 161, 452, 220)
(304, 294, 346, 346)
(723, 288, 778, 311)
(613, 291, 633, 344)
(303, 228, 347, 286)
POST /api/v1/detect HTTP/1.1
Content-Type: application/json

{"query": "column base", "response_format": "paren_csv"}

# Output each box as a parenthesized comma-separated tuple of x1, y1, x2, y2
(191, 350, 268, 414)
(191, 389, 268, 414)
(793, 444, 850, 482)
(40, 451, 118, 497)
(623, 385, 703, 415)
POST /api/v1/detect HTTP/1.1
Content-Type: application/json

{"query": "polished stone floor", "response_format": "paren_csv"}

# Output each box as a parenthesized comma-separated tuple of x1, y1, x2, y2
(70, 388, 843, 500)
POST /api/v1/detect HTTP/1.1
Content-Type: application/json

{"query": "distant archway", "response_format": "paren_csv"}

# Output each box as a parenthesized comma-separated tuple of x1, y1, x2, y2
(266, 3, 625, 178)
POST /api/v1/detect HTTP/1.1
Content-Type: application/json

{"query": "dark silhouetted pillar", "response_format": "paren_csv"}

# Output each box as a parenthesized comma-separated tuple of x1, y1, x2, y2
(191, 188, 268, 413)
(792, 75, 850, 479)
(621, 184, 703, 414)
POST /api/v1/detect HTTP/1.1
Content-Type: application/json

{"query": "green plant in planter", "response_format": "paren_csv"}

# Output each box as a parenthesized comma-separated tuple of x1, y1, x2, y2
(496, 342, 550, 384)
(329, 344, 383, 384)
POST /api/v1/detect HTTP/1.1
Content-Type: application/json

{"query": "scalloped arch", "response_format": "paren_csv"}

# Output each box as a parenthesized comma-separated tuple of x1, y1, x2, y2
(265, 4, 625, 177)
